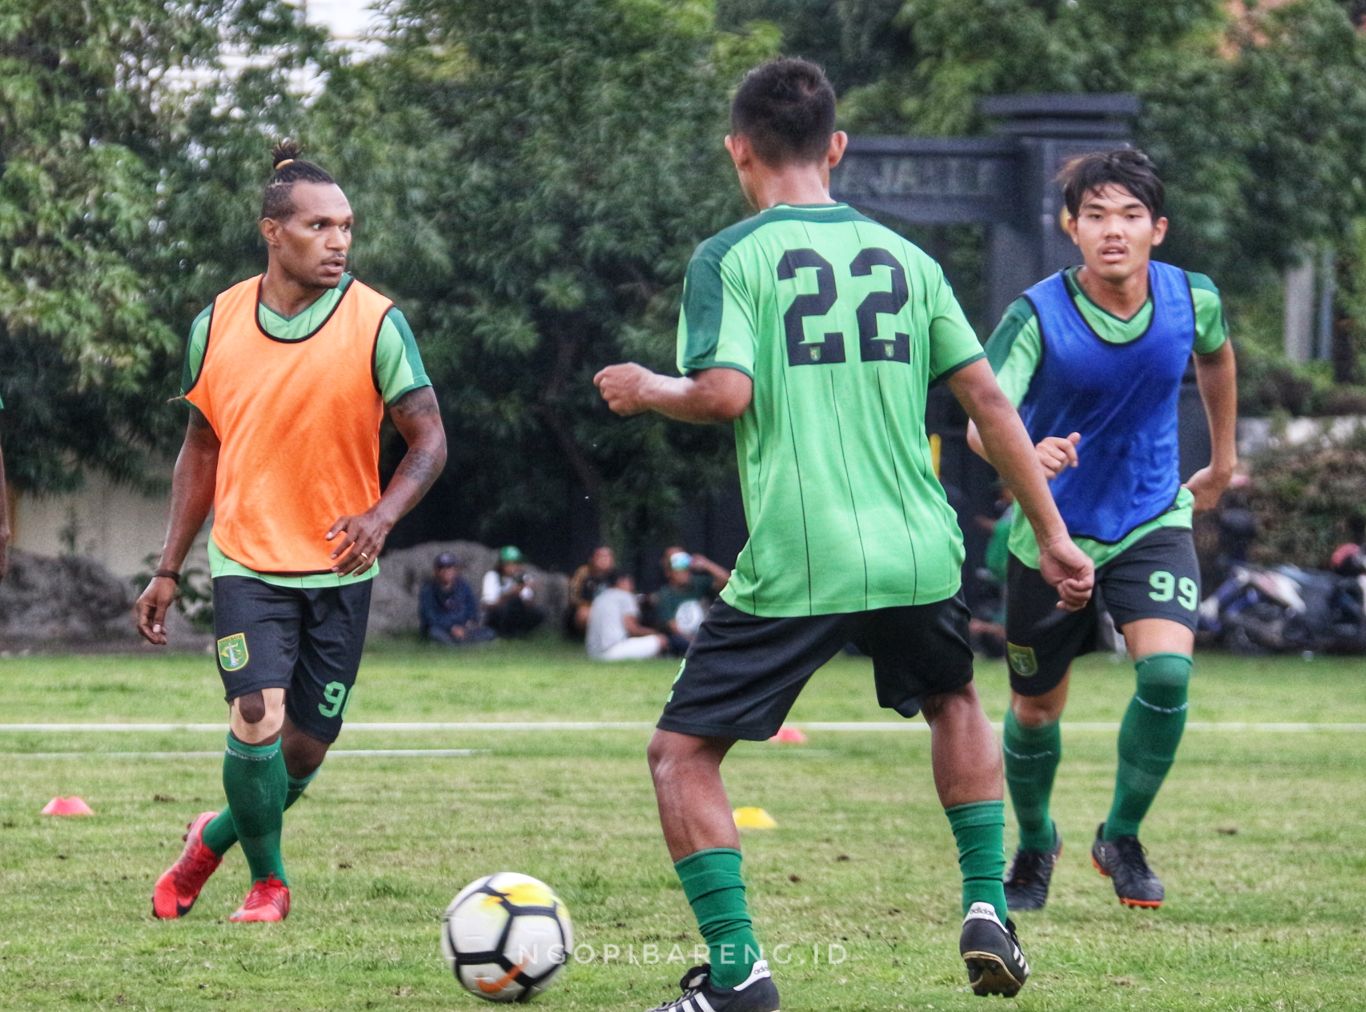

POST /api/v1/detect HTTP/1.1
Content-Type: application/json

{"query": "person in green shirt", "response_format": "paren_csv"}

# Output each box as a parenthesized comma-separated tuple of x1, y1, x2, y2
(596, 58, 1094, 1008)
(136, 142, 447, 925)
(968, 148, 1238, 913)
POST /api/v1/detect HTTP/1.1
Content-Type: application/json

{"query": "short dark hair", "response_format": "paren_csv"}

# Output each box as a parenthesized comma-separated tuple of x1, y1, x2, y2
(260, 139, 336, 220)
(1058, 148, 1164, 220)
(731, 58, 836, 167)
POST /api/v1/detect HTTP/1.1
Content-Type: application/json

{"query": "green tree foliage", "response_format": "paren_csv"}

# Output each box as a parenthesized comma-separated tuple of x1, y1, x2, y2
(308, 0, 776, 551)
(716, 0, 906, 89)
(730, 0, 1366, 299)
(0, 0, 327, 493)
(1247, 422, 1366, 568)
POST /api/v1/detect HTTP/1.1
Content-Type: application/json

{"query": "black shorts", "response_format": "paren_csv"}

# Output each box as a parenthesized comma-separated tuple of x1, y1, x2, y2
(657, 596, 975, 741)
(1004, 526, 1200, 696)
(212, 576, 373, 743)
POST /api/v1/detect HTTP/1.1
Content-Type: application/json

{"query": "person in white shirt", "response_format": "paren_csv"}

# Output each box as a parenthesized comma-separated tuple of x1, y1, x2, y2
(586, 571, 668, 661)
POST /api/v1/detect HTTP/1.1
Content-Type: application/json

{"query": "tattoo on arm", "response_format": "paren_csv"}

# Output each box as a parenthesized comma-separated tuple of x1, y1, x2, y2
(388, 386, 442, 421)
(384, 386, 447, 509)
(393, 447, 442, 493)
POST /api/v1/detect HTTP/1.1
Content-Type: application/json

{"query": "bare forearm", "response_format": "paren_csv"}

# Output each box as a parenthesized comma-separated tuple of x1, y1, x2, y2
(624, 616, 655, 637)
(374, 439, 446, 526)
(950, 364, 1067, 545)
(158, 444, 216, 571)
(377, 387, 447, 526)
(975, 402, 1067, 544)
(639, 373, 742, 424)
(1196, 343, 1238, 472)
(596, 363, 752, 422)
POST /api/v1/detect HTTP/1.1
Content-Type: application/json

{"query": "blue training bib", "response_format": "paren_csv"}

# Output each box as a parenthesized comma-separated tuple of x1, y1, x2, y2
(1019, 262, 1194, 543)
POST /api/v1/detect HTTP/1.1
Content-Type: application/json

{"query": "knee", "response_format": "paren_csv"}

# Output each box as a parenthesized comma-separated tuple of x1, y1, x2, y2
(1011, 693, 1063, 727)
(646, 732, 677, 781)
(920, 682, 978, 723)
(231, 690, 285, 742)
(647, 731, 718, 785)
(1135, 653, 1192, 690)
(235, 690, 268, 724)
(283, 732, 330, 779)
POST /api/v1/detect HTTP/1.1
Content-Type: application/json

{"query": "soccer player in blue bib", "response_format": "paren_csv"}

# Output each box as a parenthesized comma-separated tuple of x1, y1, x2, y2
(968, 149, 1238, 911)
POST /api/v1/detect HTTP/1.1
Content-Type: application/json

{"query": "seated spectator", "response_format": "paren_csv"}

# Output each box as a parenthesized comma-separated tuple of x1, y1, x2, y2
(420, 552, 495, 646)
(565, 545, 616, 637)
(481, 545, 546, 637)
(586, 571, 668, 661)
(1330, 515, 1366, 577)
(654, 546, 728, 644)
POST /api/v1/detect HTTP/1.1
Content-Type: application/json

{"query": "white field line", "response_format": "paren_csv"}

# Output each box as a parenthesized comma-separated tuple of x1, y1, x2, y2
(0, 720, 1363, 734)
(11, 748, 484, 760)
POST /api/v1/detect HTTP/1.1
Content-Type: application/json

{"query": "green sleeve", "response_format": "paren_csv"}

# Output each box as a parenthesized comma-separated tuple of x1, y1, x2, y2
(1188, 272, 1229, 355)
(180, 304, 214, 395)
(676, 240, 757, 378)
(926, 264, 985, 379)
(374, 307, 432, 405)
(983, 298, 1041, 407)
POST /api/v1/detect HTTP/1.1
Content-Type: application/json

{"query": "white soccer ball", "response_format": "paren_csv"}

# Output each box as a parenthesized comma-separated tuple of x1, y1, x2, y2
(441, 872, 573, 1003)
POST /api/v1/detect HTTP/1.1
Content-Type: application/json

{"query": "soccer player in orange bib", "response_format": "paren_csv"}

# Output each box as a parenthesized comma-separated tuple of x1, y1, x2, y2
(136, 142, 447, 923)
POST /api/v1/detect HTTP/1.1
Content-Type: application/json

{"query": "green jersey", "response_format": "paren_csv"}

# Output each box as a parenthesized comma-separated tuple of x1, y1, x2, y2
(678, 202, 984, 617)
(181, 274, 431, 588)
(986, 266, 1228, 569)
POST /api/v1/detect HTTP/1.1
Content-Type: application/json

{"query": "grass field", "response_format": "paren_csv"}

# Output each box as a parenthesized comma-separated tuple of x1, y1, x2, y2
(1, 640, 1363, 1010)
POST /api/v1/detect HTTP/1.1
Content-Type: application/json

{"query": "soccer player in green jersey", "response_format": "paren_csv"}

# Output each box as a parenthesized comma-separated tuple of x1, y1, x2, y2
(967, 149, 1238, 911)
(596, 58, 1094, 1007)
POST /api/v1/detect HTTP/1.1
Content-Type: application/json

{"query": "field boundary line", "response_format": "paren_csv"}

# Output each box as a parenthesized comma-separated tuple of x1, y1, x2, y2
(0, 720, 1363, 733)
(8, 748, 485, 759)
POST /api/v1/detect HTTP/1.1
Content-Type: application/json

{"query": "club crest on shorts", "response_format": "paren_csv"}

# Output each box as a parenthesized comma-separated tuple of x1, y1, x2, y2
(1006, 642, 1038, 678)
(217, 632, 250, 672)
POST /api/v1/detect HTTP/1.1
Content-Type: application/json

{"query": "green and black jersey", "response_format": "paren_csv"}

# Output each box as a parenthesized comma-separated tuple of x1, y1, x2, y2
(985, 266, 1228, 569)
(181, 273, 431, 589)
(678, 202, 984, 617)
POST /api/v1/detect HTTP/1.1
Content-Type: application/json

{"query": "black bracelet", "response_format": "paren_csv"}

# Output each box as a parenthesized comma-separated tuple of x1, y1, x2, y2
(154, 569, 182, 584)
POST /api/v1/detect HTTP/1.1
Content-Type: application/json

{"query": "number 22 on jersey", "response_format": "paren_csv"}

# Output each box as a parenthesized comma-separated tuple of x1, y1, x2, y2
(779, 247, 910, 367)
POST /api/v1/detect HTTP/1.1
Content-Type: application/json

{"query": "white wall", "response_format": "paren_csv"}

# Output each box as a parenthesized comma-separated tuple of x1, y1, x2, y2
(10, 468, 207, 579)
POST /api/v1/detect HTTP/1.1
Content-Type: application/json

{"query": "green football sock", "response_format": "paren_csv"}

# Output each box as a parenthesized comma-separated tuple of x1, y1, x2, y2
(946, 800, 1008, 923)
(220, 733, 288, 884)
(676, 848, 761, 989)
(1003, 710, 1062, 852)
(202, 769, 317, 857)
(1104, 653, 1191, 840)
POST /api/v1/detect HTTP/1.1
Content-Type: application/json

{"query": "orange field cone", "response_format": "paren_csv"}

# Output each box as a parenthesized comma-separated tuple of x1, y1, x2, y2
(768, 725, 808, 744)
(732, 806, 777, 830)
(41, 796, 94, 816)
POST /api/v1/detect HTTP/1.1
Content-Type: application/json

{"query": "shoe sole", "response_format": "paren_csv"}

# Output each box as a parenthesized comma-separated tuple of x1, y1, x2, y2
(962, 952, 1026, 997)
(1091, 854, 1163, 908)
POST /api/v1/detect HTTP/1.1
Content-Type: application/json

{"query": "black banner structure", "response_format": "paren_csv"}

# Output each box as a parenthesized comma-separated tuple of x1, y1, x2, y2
(832, 94, 1141, 326)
